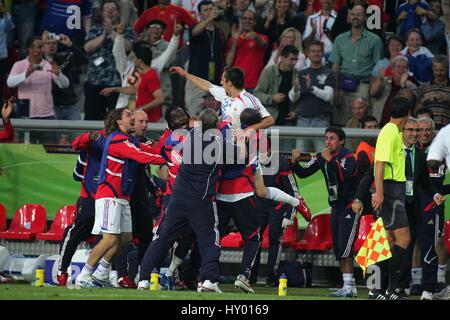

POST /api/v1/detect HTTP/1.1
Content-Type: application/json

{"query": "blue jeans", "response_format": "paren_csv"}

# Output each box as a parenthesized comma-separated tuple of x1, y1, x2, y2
(54, 104, 81, 120)
(296, 114, 330, 153)
(12, 3, 37, 58)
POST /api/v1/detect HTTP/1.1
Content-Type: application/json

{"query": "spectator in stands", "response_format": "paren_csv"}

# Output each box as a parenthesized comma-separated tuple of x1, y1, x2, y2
(145, 19, 177, 113)
(265, 27, 306, 72)
(186, 0, 226, 116)
(7, 36, 69, 119)
(11, 0, 37, 57)
(232, 0, 255, 22)
(83, 0, 134, 120)
(291, 126, 359, 298)
(442, 0, 450, 74)
(329, 4, 383, 127)
(42, 32, 87, 120)
(331, 0, 387, 40)
(421, 0, 446, 55)
(213, 0, 234, 39)
(118, 0, 138, 27)
(0, 0, 14, 103)
(371, 35, 405, 82)
(0, 99, 14, 143)
(415, 106, 434, 119)
(226, 10, 268, 92)
(106, 21, 179, 110)
(42, 0, 92, 46)
(415, 55, 450, 129)
(133, 0, 197, 46)
(396, 0, 437, 40)
(262, 0, 303, 60)
(346, 97, 368, 128)
(369, 55, 417, 126)
(254, 45, 299, 126)
(303, 0, 336, 62)
(289, 40, 335, 152)
(101, 42, 165, 123)
(401, 28, 434, 83)
(199, 91, 221, 112)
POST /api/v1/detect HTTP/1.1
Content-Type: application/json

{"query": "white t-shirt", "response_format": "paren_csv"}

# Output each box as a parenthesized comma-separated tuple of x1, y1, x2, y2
(303, 11, 337, 55)
(427, 123, 450, 169)
(208, 85, 271, 127)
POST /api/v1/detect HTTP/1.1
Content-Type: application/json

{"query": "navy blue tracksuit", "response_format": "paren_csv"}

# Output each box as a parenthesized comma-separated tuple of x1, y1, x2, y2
(139, 129, 225, 283)
(252, 154, 298, 282)
(418, 144, 446, 293)
(292, 148, 359, 260)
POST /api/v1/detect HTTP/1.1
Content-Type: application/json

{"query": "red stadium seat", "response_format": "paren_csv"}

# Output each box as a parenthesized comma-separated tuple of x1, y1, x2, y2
(353, 214, 375, 253)
(261, 217, 299, 249)
(0, 204, 47, 240)
(0, 203, 6, 231)
(221, 232, 244, 248)
(36, 205, 77, 241)
(445, 220, 450, 255)
(293, 213, 333, 251)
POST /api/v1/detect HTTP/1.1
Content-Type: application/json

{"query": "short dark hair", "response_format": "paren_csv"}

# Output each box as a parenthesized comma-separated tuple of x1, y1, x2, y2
(307, 40, 324, 51)
(223, 67, 244, 90)
(432, 54, 449, 71)
(385, 35, 405, 59)
(359, 115, 378, 128)
(199, 108, 219, 132)
(105, 107, 127, 135)
(26, 36, 42, 50)
(198, 0, 213, 12)
(406, 28, 424, 42)
(165, 105, 190, 131)
(325, 126, 345, 141)
(389, 97, 411, 119)
(240, 108, 261, 126)
(132, 41, 153, 66)
(280, 45, 299, 57)
(415, 106, 434, 120)
(101, 0, 119, 12)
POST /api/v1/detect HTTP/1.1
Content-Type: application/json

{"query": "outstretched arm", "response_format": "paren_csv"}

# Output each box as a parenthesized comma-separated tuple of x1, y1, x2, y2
(169, 66, 212, 92)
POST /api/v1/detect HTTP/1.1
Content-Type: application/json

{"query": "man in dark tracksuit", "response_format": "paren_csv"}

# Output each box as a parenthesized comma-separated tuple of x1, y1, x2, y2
(57, 130, 107, 286)
(252, 148, 299, 287)
(292, 126, 359, 298)
(416, 117, 449, 300)
(137, 109, 227, 292)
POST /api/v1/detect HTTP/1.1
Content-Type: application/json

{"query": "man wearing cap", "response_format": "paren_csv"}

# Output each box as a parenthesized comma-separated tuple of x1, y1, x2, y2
(134, 0, 197, 48)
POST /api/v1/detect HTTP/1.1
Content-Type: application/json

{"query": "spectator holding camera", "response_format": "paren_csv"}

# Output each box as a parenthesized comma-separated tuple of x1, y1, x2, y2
(43, 32, 88, 120)
(7, 36, 69, 119)
(226, 10, 268, 92)
(186, 0, 226, 115)
(83, 0, 134, 120)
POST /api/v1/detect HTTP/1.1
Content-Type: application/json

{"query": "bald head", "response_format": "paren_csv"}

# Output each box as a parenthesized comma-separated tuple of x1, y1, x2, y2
(351, 98, 368, 120)
(133, 109, 148, 137)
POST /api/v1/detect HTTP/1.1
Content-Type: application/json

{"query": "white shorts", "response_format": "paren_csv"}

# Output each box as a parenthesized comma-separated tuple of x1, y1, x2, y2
(92, 198, 132, 235)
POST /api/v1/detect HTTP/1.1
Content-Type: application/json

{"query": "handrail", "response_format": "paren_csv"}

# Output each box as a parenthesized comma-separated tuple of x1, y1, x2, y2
(10, 119, 381, 138)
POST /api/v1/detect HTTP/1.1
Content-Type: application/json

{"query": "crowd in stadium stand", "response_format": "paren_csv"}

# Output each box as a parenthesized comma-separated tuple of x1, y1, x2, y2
(1, 0, 450, 300)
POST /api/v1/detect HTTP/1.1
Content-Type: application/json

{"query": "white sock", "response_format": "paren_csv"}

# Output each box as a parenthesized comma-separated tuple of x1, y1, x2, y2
(266, 187, 299, 207)
(165, 255, 184, 277)
(79, 264, 94, 278)
(343, 273, 354, 290)
(438, 264, 447, 283)
(411, 268, 422, 285)
(93, 258, 111, 278)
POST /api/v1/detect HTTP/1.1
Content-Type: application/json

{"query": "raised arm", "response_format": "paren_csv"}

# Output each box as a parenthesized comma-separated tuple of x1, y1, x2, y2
(169, 66, 212, 92)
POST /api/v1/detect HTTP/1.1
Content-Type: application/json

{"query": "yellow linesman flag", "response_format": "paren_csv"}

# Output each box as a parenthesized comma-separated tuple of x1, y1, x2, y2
(355, 217, 392, 277)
